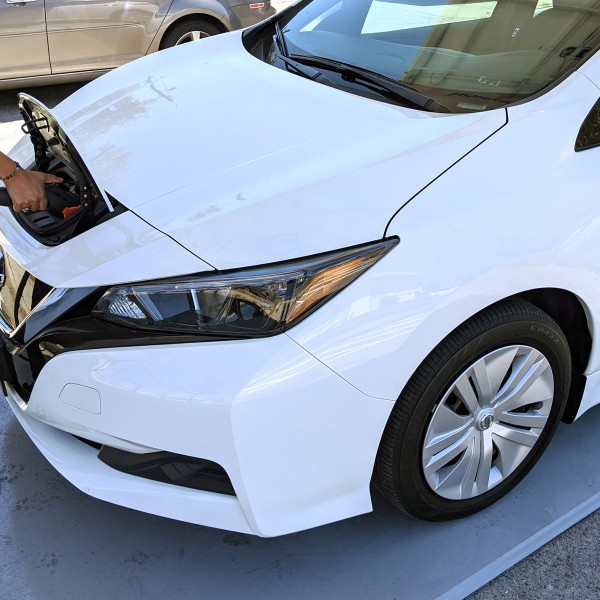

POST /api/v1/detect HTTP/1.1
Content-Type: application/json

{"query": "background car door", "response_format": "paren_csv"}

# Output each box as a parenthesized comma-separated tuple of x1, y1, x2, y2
(0, 0, 50, 80)
(44, 0, 172, 74)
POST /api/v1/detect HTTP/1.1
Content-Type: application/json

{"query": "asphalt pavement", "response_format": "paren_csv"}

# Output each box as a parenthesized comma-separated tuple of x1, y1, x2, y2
(1, 18, 599, 600)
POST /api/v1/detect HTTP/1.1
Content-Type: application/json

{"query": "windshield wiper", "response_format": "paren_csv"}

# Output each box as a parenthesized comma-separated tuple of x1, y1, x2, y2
(273, 22, 339, 89)
(274, 20, 290, 58)
(289, 53, 452, 113)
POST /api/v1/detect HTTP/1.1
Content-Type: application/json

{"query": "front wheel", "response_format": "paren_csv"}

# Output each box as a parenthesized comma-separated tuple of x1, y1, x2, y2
(160, 19, 222, 49)
(375, 300, 571, 521)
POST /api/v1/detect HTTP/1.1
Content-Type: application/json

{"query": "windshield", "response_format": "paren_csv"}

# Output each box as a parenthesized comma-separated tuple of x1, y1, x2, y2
(251, 0, 600, 112)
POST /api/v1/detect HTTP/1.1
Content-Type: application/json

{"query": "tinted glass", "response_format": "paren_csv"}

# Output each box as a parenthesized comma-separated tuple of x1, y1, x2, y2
(576, 98, 600, 150)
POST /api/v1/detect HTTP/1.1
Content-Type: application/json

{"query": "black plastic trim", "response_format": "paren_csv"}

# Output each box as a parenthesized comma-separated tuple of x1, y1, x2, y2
(98, 445, 236, 496)
(34, 316, 245, 353)
(575, 96, 600, 152)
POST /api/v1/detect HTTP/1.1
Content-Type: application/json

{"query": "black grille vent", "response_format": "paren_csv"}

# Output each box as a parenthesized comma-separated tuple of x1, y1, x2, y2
(98, 445, 235, 496)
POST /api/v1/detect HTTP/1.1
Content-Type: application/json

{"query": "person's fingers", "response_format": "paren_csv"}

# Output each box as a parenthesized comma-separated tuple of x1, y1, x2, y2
(42, 173, 63, 184)
(6, 169, 58, 211)
(19, 183, 46, 212)
(35, 184, 48, 211)
(26, 172, 50, 210)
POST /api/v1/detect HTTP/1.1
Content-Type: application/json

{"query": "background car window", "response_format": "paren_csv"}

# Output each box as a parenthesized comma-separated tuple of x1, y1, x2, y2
(534, 0, 552, 15)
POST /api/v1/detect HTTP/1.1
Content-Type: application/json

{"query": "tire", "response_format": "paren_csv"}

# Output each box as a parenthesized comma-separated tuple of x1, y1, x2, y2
(160, 18, 222, 50)
(374, 299, 571, 521)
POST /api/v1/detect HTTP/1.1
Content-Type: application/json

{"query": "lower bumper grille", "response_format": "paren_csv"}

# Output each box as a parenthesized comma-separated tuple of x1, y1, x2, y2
(98, 445, 235, 496)
(1, 342, 34, 401)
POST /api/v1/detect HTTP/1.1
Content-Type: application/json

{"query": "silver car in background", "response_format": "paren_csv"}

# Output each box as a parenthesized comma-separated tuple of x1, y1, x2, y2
(0, 0, 275, 90)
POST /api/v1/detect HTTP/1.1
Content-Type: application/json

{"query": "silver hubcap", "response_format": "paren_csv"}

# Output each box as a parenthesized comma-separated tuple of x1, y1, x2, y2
(175, 30, 210, 45)
(422, 345, 554, 500)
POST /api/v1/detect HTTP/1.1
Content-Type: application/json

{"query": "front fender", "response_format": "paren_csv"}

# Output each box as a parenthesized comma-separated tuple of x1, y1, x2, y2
(287, 71, 600, 404)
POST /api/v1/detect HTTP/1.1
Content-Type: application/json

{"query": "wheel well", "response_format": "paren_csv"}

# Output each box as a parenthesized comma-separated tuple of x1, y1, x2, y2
(514, 288, 592, 423)
(159, 14, 228, 50)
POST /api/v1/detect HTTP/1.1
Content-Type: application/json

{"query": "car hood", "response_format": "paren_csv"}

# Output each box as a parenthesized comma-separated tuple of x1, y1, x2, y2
(48, 31, 506, 270)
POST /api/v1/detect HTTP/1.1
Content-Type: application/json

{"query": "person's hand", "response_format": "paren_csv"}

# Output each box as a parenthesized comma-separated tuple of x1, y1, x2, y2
(4, 168, 63, 212)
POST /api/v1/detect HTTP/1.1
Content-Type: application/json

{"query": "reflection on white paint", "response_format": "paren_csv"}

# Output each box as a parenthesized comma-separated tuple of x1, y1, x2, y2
(240, 352, 317, 396)
(317, 312, 427, 365)
(0, 119, 24, 153)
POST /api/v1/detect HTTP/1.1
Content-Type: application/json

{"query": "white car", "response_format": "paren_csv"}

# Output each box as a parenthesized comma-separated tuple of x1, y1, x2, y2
(2, 0, 600, 537)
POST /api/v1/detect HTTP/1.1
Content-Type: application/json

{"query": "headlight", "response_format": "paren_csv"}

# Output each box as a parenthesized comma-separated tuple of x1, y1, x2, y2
(92, 239, 397, 337)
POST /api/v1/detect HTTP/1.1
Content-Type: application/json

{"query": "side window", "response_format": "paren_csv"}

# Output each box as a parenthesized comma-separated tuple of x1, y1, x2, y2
(534, 0, 552, 17)
(576, 99, 600, 152)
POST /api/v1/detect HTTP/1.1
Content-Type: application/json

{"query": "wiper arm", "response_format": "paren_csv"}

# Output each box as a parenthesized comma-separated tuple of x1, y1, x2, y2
(289, 53, 452, 113)
(272, 23, 339, 89)
(274, 20, 290, 58)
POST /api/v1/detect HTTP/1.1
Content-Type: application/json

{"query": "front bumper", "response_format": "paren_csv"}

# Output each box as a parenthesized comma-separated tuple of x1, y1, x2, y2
(6, 388, 252, 533)
(5, 332, 393, 537)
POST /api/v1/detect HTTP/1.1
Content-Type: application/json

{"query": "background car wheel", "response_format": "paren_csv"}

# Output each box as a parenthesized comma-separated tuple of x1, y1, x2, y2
(375, 300, 572, 521)
(160, 19, 222, 49)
